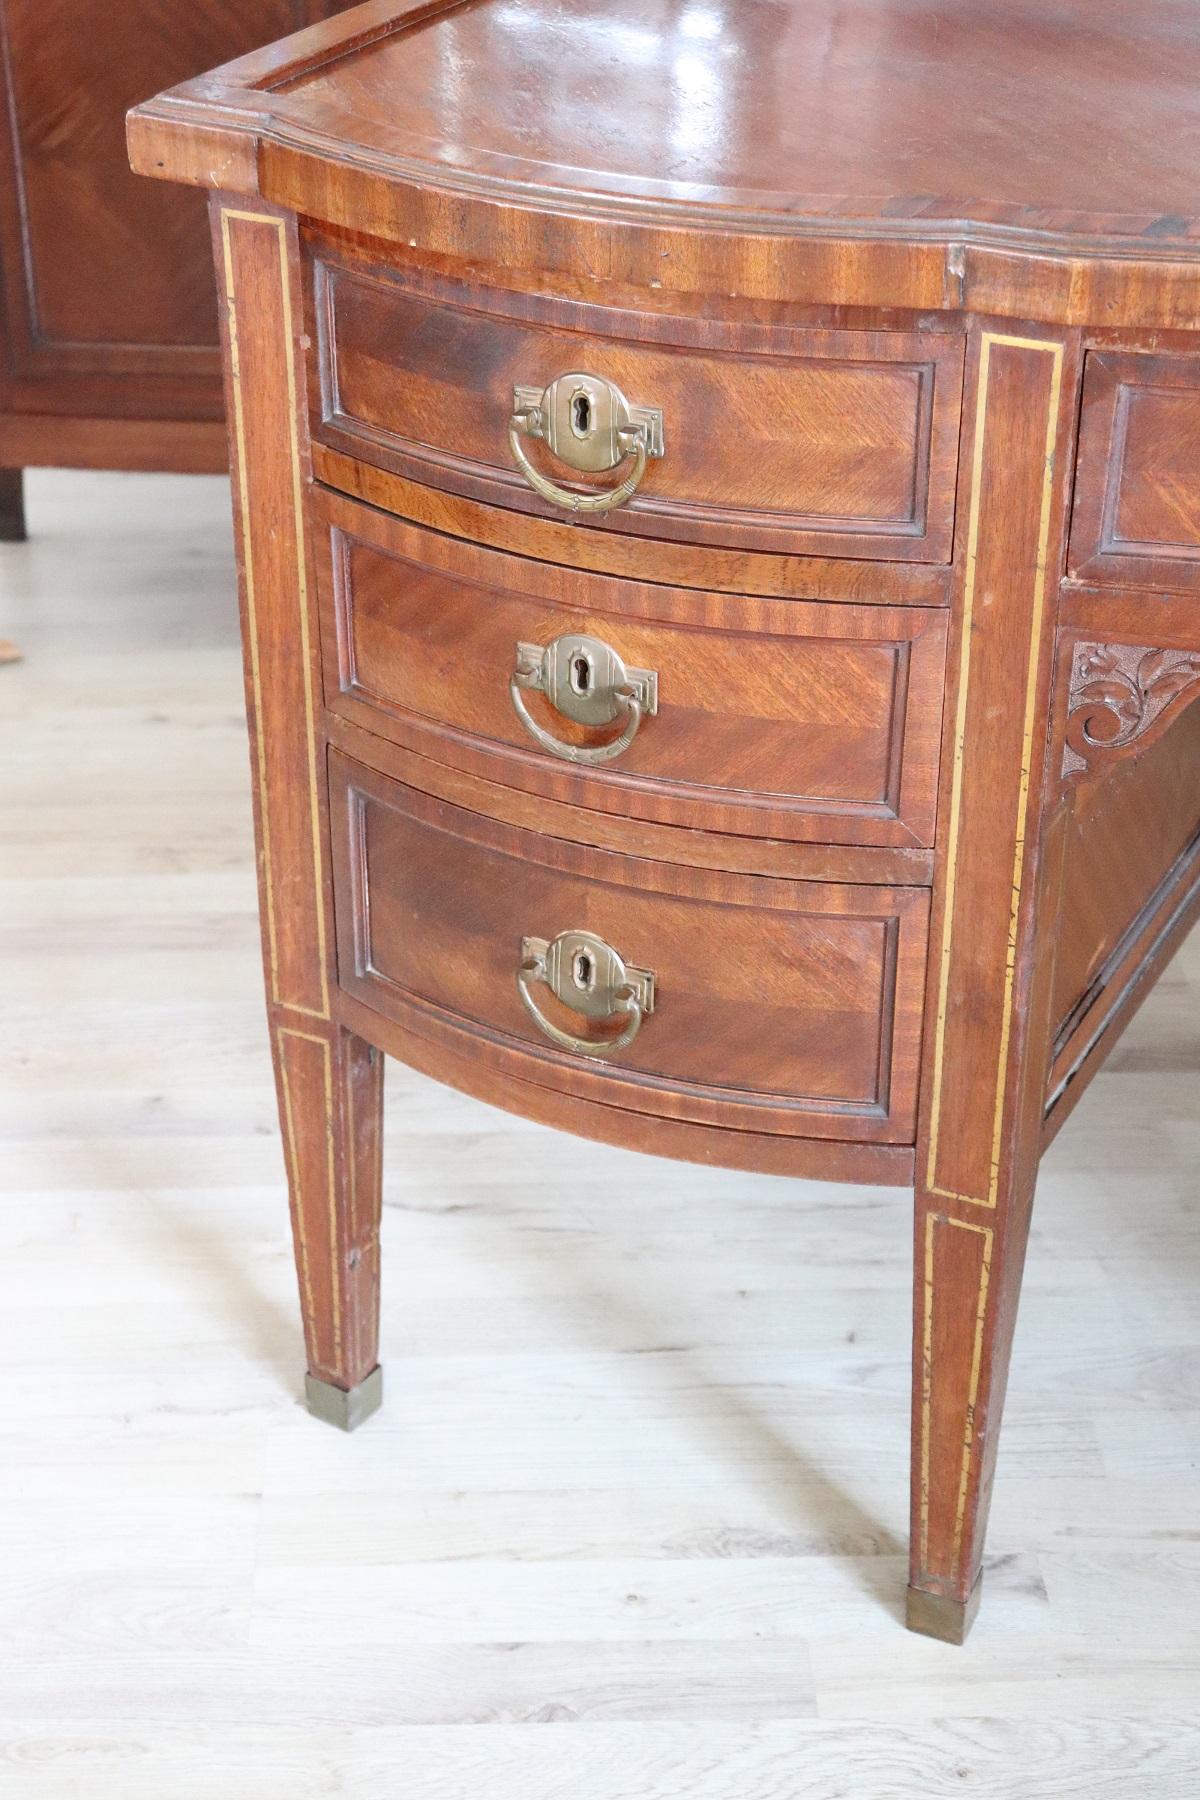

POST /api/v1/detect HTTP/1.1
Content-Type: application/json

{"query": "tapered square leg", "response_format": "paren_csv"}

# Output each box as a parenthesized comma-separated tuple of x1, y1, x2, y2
(273, 1023, 384, 1400)
(214, 199, 387, 1417)
(910, 328, 1076, 1641)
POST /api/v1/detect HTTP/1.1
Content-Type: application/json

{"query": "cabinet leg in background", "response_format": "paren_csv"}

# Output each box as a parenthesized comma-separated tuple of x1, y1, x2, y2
(0, 468, 26, 542)
(271, 1022, 384, 1428)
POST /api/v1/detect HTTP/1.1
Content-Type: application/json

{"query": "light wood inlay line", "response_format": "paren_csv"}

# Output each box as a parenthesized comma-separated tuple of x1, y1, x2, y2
(276, 1024, 343, 1366)
(950, 1222, 994, 1570)
(925, 332, 1064, 1211)
(918, 1212, 994, 1572)
(275, 1027, 317, 1341)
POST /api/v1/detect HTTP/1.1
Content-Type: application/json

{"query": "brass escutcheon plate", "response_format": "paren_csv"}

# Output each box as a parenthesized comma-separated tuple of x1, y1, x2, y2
(513, 373, 664, 474)
(521, 929, 656, 1021)
(514, 632, 658, 729)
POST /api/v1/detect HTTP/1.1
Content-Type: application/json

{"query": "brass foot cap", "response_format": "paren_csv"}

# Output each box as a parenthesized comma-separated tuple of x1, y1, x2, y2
(906, 1576, 983, 1644)
(304, 1365, 383, 1431)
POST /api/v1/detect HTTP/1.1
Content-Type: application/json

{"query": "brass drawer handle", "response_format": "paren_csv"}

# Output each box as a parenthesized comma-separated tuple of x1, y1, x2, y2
(518, 929, 655, 1060)
(509, 372, 664, 514)
(510, 632, 658, 765)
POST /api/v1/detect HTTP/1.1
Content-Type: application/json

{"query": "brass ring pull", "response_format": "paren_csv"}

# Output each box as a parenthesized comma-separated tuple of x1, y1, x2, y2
(518, 966, 643, 1057)
(510, 676, 642, 764)
(509, 633, 658, 766)
(508, 373, 664, 516)
(509, 414, 648, 514)
(517, 930, 656, 1061)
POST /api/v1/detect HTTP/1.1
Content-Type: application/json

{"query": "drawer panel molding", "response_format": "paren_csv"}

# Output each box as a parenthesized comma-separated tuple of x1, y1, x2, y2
(1070, 350, 1200, 591)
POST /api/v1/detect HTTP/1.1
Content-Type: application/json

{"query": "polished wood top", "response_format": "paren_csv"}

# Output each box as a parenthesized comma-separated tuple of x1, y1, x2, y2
(131, 0, 1200, 250)
(128, 0, 1200, 326)
(279, 0, 1200, 245)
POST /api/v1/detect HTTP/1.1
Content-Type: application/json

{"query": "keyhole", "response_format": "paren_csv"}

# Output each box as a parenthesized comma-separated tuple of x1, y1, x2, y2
(571, 391, 592, 436)
(572, 950, 595, 991)
(570, 654, 592, 695)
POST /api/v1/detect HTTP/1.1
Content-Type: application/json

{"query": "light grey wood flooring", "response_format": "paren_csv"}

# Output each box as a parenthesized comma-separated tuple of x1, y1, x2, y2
(1, 470, 1198, 1797)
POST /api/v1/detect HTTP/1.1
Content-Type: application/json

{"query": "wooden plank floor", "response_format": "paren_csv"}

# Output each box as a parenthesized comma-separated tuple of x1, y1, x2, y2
(1, 469, 1198, 1797)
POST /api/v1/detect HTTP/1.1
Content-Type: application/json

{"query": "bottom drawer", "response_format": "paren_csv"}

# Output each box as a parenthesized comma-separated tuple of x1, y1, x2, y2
(330, 751, 928, 1144)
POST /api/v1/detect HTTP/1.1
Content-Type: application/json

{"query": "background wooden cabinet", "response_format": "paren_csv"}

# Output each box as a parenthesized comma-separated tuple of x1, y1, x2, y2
(0, 0, 350, 537)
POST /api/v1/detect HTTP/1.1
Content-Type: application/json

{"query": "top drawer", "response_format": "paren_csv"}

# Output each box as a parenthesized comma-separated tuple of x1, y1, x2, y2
(1070, 351, 1200, 593)
(307, 244, 964, 563)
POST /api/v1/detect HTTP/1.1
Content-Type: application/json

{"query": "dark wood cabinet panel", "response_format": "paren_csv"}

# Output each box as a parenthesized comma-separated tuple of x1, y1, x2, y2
(0, 0, 352, 499)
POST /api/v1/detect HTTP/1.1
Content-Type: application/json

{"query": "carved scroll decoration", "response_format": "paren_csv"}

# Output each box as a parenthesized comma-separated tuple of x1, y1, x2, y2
(1063, 641, 1200, 778)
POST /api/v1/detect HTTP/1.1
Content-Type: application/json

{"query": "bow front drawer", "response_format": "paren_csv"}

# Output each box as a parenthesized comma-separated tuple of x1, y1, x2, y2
(314, 488, 947, 849)
(330, 751, 928, 1145)
(306, 243, 964, 562)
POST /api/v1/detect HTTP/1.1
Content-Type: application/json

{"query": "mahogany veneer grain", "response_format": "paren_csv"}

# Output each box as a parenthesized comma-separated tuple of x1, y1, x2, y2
(315, 488, 947, 849)
(0, 1, 353, 491)
(308, 244, 964, 561)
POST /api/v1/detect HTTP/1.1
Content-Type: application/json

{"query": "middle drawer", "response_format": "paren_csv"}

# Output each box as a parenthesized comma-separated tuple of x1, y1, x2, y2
(314, 488, 947, 849)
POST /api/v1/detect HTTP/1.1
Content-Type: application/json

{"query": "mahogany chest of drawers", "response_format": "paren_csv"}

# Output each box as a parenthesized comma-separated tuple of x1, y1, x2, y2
(129, 0, 1200, 1641)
